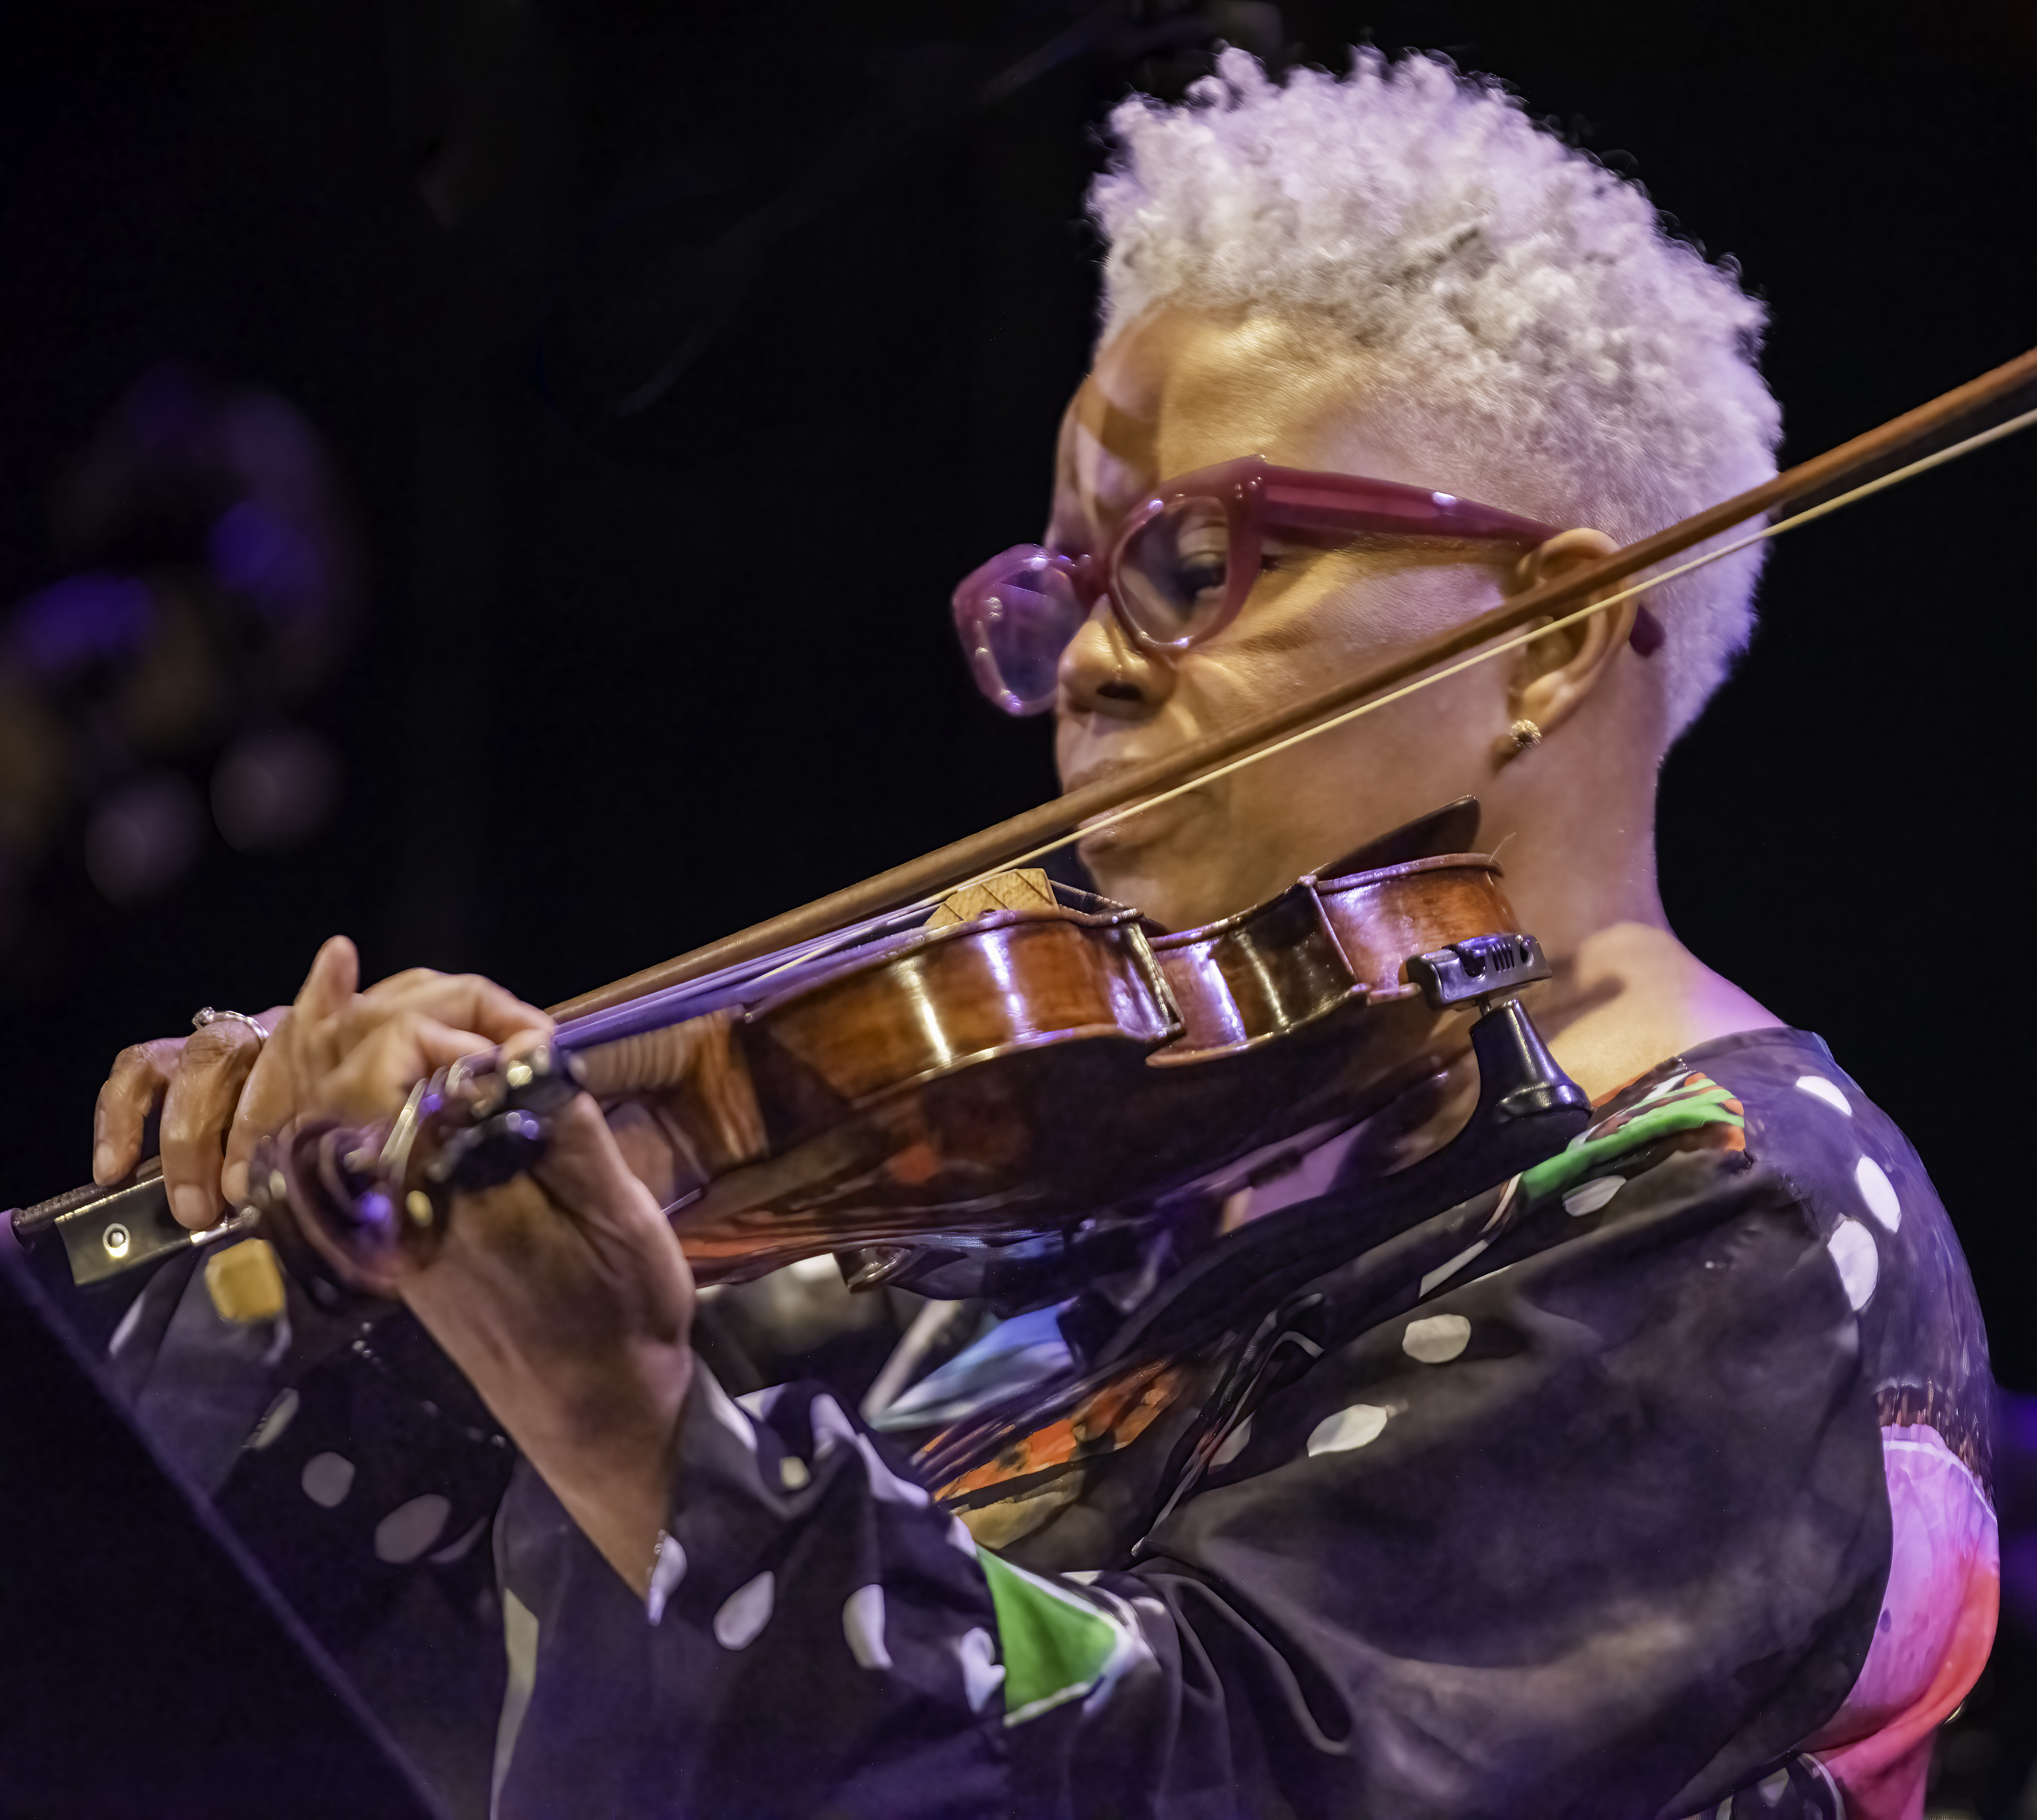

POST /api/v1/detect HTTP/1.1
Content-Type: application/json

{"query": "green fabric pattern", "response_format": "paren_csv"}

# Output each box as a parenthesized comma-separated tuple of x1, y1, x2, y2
(977, 1546, 1122, 1725)
(1519, 1085, 1745, 1204)
(967, 1077, 1746, 1727)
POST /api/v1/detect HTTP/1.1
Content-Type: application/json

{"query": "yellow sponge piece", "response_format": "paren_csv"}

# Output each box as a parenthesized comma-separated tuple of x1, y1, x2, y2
(204, 1237, 288, 1325)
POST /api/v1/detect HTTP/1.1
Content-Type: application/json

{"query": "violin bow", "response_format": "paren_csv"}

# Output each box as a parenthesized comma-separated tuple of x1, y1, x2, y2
(552, 344, 2037, 1022)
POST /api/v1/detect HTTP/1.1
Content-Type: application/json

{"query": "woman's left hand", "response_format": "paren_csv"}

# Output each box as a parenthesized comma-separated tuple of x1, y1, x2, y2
(250, 935, 695, 1592)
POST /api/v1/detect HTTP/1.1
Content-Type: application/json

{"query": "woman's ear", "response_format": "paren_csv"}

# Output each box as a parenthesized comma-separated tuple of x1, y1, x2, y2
(1504, 528, 1634, 739)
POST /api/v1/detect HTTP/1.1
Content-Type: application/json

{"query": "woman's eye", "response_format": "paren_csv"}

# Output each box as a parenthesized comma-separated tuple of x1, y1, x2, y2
(1176, 552, 1227, 596)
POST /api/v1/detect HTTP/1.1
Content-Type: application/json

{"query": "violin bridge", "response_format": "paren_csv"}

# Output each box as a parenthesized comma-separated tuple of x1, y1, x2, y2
(925, 868, 1055, 929)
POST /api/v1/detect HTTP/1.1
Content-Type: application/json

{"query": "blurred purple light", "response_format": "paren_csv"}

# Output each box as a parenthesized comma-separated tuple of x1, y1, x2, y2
(6, 574, 155, 679)
(206, 501, 326, 619)
(84, 773, 203, 903)
(210, 724, 340, 851)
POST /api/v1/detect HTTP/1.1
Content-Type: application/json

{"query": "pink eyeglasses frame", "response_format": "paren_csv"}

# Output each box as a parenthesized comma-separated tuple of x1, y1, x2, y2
(952, 455, 1572, 717)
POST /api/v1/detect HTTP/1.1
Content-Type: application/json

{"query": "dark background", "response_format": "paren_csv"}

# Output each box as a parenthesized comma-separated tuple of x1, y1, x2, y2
(2, 0, 2033, 1810)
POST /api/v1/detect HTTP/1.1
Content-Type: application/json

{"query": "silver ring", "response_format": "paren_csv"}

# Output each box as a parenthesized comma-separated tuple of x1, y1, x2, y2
(192, 1006, 271, 1049)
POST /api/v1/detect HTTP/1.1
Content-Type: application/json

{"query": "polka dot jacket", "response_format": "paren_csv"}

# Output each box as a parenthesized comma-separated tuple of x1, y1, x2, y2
(491, 1029, 1997, 1820)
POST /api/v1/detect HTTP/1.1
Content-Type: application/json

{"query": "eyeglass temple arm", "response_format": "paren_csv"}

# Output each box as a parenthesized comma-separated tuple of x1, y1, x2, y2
(1251, 473, 1555, 546)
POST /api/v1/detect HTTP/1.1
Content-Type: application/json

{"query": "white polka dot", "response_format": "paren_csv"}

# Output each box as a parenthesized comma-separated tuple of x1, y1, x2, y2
(1307, 1404, 1391, 1455)
(1854, 1156, 1902, 1232)
(499, 1589, 539, 1771)
(1796, 1075, 1853, 1117)
(1419, 1239, 1490, 1296)
(374, 1494, 451, 1564)
(810, 1394, 930, 1506)
(699, 1373, 757, 1454)
(714, 1571, 775, 1649)
(857, 1432, 930, 1505)
(1402, 1314, 1472, 1364)
(1212, 1416, 1253, 1467)
(779, 1455, 810, 1490)
(107, 1293, 148, 1359)
(429, 1516, 489, 1566)
(646, 1533, 687, 1625)
(247, 1387, 300, 1451)
(811, 1393, 855, 1459)
(300, 1452, 355, 1508)
(843, 1584, 891, 1670)
(945, 1514, 979, 1558)
(1563, 1176, 1624, 1218)
(1828, 1218, 1879, 1310)
(956, 1627, 1005, 1712)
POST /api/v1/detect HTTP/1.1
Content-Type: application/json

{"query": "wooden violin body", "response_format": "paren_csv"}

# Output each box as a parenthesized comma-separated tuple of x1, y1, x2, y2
(632, 848, 1531, 1286)
(423, 796, 1535, 1295)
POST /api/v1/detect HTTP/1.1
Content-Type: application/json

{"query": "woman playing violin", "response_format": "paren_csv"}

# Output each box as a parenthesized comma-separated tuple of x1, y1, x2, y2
(89, 50, 1993, 1820)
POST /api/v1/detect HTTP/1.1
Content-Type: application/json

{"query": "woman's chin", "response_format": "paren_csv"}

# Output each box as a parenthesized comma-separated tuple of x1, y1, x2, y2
(1078, 840, 1225, 932)
(1077, 795, 1288, 930)
(1078, 842, 1172, 926)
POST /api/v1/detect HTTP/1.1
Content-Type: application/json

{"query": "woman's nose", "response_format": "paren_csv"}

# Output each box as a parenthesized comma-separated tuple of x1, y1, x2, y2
(1058, 599, 1172, 718)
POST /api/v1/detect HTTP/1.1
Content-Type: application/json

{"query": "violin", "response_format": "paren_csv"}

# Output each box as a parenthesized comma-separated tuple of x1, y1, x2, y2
(246, 796, 1591, 1312)
(12, 344, 2037, 1310)
(20, 794, 1581, 1312)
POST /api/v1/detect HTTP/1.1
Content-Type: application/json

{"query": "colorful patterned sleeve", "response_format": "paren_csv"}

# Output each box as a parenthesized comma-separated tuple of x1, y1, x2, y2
(489, 1030, 1991, 1820)
(492, 1369, 1012, 1817)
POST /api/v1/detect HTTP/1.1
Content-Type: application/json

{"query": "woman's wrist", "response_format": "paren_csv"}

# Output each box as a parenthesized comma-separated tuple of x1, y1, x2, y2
(518, 1347, 694, 1594)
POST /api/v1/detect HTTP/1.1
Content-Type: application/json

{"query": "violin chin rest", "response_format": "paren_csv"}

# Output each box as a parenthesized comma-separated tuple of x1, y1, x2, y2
(1315, 796, 1481, 879)
(1406, 932, 1550, 1010)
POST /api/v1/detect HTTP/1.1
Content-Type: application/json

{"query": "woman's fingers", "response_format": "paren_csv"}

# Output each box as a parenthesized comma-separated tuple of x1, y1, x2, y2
(87, 934, 552, 1230)
(93, 1039, 183, 1184)
(349, 970, 553, 1051)
(208, 935, 355, 1204)
(290, 936, 361, 1061)
(158, 1020, 266, 1229)
(355, 966, 443, 1000)
(318, 1012, 503, 1124)
(206, 937, 551, 1202)
(288, 971, 550, 1119)
(221, 1061, 283, 1209)
(537, 1097, 675, 1242)
(321, 974, 551, 1122)
(217, 1004, 294, 1206)
(534, 1098, 694, 1339)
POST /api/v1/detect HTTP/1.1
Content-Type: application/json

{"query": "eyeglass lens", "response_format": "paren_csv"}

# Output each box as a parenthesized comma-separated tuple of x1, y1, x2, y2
(1114, 495, 1235, 648)
(966, 553, 1088, 714)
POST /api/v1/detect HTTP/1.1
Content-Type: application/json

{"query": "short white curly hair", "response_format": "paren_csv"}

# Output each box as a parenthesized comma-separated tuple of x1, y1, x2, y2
(1089, 49, 1782, 739)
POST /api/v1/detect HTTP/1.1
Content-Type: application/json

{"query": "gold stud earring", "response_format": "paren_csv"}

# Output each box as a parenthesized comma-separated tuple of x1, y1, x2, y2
(1494, 718, 1542, 763)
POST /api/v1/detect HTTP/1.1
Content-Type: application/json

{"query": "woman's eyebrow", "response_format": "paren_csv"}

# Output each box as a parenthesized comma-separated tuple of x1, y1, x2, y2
(1219, 610, 1321, 657)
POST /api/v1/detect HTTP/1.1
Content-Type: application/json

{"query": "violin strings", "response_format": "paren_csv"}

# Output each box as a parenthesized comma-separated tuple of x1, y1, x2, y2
(926, 399, 2037, 906)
